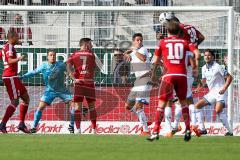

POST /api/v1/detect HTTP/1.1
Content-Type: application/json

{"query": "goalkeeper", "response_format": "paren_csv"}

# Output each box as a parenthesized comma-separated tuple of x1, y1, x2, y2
(21, 50, 72, 133)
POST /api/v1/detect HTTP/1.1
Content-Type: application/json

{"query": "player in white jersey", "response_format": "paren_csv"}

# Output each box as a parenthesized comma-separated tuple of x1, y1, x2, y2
(124, 33, 152, 135)
(194, 49, 233, 136)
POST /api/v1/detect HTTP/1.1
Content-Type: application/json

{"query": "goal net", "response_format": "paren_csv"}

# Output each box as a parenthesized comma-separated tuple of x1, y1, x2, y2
(0, 6, 238, 135)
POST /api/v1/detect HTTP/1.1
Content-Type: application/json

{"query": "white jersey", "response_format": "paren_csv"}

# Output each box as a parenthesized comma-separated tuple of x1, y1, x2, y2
(202, 61, 228, 90)
(130, 46, 151, 78)
(185, 51, 194, 78)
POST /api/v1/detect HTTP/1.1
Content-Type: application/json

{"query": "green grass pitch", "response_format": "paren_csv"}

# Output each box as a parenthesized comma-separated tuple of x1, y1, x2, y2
(0, 135, 240, 160)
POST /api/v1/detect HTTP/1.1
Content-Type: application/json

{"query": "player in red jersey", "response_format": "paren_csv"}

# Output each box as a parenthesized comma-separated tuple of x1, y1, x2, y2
(67, 38, 97, 134)
(159, 13, 205, 136)
(147, 21, 199, 142)
(0, 31, 30, 133)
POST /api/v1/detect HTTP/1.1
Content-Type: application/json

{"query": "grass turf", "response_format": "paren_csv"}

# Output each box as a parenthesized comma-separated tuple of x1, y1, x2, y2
(0, 135, 240, 160)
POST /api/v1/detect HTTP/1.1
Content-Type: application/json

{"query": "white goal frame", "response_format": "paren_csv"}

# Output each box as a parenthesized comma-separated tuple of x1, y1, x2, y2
(0, 5, 235, 131)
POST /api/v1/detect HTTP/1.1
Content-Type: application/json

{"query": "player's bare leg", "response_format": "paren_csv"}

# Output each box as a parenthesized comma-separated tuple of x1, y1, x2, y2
(147, 100, 166, 141)
(88, 101, 97, 134)
(30, 101, 48, 133)
(0, 99, 19, 133)
(215, 102, 233, 136)
(18, 92, 30, 133)
(195, 99, 209, 135)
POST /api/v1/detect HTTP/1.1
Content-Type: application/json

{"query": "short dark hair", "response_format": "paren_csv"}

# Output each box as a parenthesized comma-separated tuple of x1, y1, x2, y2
(47, 49, 56, 55)
(171, 16, 180, 23)
(132, 33, 143, 40)
(204, 49, 215, 58)
(7, 31, 18, 39)
(79, 38, 92, 46)
(166, 20, 180, 35)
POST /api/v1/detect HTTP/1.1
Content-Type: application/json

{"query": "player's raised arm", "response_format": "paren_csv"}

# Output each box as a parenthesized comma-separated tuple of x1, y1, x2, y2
(21, 65, 43, 79)
(196, 30, 205, 45)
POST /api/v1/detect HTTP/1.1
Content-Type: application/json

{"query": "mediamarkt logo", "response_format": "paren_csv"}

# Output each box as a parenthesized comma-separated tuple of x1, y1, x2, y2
(83, 124, 144, 134)
(6, 123, 63, 133)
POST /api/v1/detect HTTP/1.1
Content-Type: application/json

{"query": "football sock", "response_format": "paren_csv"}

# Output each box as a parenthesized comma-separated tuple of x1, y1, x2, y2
(75, 109, 81, 129)
(89, 108, 97, 129)
(164, 106, 172, 132)
(33, 109, 42, 128)
(1, 104, 17, 124)
(70, 108, 75, 127)
(182, 105, 190, 130)
(153, 107, 164, 133)
(218, 109, 232, 133)
(196, 108, 205, 130)
(173, 103, 182, 129)
(189, 104, 197, 126)
(20, 103, 28, 123)
(136, 109, 149, 132)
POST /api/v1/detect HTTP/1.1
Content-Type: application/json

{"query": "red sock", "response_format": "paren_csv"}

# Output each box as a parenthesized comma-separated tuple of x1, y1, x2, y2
(182, 105, 190, 130)
(153, 107, 164, 133)
(20, 103, 28, 122)
(75, 110, 81, 129)
(1, 104, 16, 124)
(90, 108, 97, 129)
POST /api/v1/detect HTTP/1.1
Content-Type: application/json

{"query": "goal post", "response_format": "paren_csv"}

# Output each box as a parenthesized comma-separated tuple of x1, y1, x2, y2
(0, 5, 237, 135)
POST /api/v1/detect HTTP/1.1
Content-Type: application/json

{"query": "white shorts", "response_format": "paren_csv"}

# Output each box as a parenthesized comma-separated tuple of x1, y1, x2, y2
(187, 76, 194, 98)
(127, 77, 152, 104)
(203, 89, 227, 105)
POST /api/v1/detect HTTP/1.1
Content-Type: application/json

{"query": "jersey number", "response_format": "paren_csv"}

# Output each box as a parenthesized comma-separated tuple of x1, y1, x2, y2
(80, 56, 87, 74)
(166, 43, 184, 64)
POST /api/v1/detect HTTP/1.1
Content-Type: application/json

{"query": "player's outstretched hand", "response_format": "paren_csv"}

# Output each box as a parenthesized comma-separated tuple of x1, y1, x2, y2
(219, 88, 226, 95)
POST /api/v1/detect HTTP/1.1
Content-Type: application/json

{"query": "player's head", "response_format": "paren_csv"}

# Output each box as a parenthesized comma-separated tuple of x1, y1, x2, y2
(79, 38, 92, 51)
(7, 31, 19, 45)
(204, 49, 215, 64)
(166, 20, 180, 36)
(47, 49, 56, 64)
(132, 33, 143, 48)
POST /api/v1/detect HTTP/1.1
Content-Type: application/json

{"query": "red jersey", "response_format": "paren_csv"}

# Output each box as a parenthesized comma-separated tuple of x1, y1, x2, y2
(155, 35, 197, 75)
(67, 50, 95, 80)
(179, 23, 201, 46)
(1, 43, 18, 77)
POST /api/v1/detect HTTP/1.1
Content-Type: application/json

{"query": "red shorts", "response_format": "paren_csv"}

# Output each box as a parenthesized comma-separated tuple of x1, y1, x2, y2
(2, 76, 27, 100)
(73, 81, 96, 103)
(158, 75, 187, 101)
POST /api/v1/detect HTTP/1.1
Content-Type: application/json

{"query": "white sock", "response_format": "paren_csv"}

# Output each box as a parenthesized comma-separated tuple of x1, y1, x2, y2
(164, 106, 172, 132)
(173, 103, 182, 129)
(195, 108, 205, 130)
(218, 109, 232, 133)
(136, 109, 149, 132)
(189, 104, 197, 126)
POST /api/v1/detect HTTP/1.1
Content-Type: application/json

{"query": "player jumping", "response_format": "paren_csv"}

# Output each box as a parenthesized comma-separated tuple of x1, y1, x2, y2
(67, 38, 97, 134)
(123, 33, 152, 135)
(147, 21, 199, 142)
(194, 49, 233, 136)
(160, 13, 205, 136)
(0, 31, 30, 133)
(21, 50, 72, 133)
